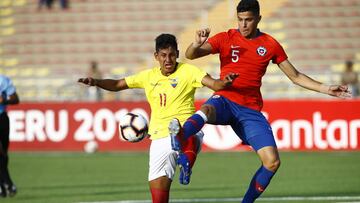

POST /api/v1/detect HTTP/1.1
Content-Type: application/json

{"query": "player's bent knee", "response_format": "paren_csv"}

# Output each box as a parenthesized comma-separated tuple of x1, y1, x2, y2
(149, 176, 172, 190)
(257, 146, 281, 172)
(200, 104, 216, 123)
(263, 158, 281, 172)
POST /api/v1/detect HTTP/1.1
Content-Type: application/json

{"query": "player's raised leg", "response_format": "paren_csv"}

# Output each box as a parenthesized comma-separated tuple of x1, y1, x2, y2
(169, 108, 211, 152)
(168, 118, 205, 185)
(182, 110, 208, 140)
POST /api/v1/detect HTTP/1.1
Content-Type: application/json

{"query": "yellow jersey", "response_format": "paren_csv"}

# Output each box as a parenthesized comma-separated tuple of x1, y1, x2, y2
(125, 62, 207, 140)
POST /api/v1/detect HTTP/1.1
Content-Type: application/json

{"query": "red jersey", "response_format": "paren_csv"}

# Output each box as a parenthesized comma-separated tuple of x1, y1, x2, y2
(207, 29, 288, 111)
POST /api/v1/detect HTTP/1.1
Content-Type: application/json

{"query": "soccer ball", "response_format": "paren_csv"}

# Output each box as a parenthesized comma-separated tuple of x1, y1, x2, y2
(119, 112, 148, 142)
(84, 140, 98, 154)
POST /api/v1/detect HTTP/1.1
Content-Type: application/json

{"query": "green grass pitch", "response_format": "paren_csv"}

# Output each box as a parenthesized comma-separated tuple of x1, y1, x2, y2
(3, 151, 360, 203)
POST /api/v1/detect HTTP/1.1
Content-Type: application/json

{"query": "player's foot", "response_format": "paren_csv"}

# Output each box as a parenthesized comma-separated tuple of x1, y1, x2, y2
(4, 183, 17, 197)
(0, 184, 6, 197)
(169, 118, 183, 151)
(177, 153, 192, 185)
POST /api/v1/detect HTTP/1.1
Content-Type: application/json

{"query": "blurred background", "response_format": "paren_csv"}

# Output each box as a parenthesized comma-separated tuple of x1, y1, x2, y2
(0, 0, 359, 102)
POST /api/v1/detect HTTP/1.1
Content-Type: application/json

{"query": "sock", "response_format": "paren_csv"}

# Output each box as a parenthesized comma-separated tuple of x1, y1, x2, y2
(150, 188, 169, 203)
(182, 135, 199, 167)
(242, 166, 275, 203)
(183, 111, 207, 140)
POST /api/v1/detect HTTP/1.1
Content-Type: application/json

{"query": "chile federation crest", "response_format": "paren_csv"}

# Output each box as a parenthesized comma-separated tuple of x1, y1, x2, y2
(256, 46, 267, 56)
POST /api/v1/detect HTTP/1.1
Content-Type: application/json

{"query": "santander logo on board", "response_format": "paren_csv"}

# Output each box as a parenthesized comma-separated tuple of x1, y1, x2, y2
(203, 111, 359, 150)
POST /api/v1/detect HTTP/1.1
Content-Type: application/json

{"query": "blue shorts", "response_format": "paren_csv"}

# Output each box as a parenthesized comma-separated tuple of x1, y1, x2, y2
(204, 95, 276, 151)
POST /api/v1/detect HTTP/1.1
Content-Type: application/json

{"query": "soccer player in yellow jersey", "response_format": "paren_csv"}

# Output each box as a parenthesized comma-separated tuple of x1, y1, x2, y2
(78, 33, 238, 203)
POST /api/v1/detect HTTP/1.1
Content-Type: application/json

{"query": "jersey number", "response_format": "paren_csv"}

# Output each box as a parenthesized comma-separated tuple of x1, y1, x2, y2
(159, 93, 167, 107)
(231, 50, 239, 63)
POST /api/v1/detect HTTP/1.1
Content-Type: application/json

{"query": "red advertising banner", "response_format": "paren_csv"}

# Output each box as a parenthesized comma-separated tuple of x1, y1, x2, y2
(7, 100, 360, 151)
(8, 101, 152, 151)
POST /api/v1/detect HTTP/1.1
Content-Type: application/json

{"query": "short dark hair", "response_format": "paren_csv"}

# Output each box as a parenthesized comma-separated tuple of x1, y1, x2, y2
(155, 34, 178, 52)
(237, 0, 260, 16)
(345, 60, 353, 67)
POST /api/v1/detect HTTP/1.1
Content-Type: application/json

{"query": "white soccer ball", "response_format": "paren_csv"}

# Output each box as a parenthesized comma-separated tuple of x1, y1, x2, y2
(119, 113, 148, 142)
(84, 140, 98, 154)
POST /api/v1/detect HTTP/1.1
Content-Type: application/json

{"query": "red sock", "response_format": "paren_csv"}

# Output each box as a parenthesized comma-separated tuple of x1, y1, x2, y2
(150, 188, 169, 203)
(183, 135, 199, 168)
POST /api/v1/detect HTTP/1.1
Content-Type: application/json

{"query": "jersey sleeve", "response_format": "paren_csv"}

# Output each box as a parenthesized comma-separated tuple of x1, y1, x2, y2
(124, 70, 149, 89)
(190, 65, 207, 88)
(271, 40, 288, 64)
(207, 32, 226, 54)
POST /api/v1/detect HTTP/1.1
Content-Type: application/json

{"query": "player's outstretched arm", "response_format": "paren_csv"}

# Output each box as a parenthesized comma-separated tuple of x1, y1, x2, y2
(278, 60, 352, 98)
(185, 28, 212, 60)
(78, 77, 129, 92)
(202, 73, 239, 91)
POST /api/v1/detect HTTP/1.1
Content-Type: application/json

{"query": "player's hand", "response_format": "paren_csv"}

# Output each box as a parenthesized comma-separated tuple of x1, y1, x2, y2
(223, 73, 239, 87)
(327, 85, 352, 98)
(78, 77, 97, 86)
(193, 28, 211, 48)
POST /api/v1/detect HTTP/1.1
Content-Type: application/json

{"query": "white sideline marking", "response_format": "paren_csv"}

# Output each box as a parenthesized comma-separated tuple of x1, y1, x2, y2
(78, 196, 360, 203)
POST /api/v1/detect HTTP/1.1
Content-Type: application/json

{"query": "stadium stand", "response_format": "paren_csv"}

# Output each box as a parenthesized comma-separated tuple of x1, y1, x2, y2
(0, 0, 217, 101)
(0, 0, 359, 101)
(259, 0, 360, 98)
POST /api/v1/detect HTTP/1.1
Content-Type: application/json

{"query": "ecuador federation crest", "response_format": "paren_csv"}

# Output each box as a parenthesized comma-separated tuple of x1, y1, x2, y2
(256, 46, 267, 56)
(169, 78, 178, 88)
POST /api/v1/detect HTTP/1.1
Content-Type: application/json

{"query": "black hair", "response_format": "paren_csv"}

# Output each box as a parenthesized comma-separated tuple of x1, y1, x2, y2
(345, 60, 353, 67)
(237, 0, 260, 16)
(155, 34, 178, 52)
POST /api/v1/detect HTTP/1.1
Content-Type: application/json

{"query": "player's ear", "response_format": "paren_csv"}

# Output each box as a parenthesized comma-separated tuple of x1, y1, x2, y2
(257, 15, 262, 23)
(176, 50, 179, 58)
(154, 52, 159, 60)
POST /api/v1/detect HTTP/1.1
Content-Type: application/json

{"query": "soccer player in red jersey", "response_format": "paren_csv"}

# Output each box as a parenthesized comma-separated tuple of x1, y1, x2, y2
(169, 0, 351, 202)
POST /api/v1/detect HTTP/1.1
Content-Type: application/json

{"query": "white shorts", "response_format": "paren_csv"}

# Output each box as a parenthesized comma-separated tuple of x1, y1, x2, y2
(148, 136, 178, 182)
(148, 131, 204, 182)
